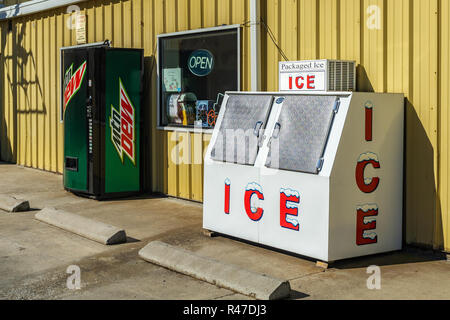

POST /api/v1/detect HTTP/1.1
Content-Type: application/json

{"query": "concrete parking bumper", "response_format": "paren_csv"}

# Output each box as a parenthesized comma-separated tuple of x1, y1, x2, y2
(0, 194, 30, 212)
(139, 241, 291, 300)
(35, 207, 127, 245)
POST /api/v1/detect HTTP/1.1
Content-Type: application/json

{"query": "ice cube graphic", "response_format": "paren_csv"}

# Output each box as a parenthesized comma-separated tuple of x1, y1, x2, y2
(356, 203, 378, 212)
(365, 101, 374, 109)
(363, 230, 377, 240)
(285, 216, 299, 228)
(246, 182, 263, 193)
(280, 188, 300, 198)
(357, 152, 379, 163)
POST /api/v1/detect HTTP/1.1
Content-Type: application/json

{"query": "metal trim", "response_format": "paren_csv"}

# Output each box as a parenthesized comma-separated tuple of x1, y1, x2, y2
(0, 0, 88, 20)
(156, 24, 241, 39)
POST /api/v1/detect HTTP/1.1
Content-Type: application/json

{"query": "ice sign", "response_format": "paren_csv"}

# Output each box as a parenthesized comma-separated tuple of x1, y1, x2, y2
(188, 49, 214, 77)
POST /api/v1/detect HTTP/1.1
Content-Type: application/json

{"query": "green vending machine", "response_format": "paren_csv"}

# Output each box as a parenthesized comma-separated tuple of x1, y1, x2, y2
(62, 44, 145, 199)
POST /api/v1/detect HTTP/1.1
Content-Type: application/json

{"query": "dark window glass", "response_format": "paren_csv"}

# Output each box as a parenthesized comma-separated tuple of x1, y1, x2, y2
(158, 27, 239, 128)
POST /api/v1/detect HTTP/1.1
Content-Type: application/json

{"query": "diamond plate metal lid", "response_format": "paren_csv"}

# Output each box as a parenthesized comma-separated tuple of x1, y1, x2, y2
(265, 95, 338, 174)
(211, 94, 273, 165)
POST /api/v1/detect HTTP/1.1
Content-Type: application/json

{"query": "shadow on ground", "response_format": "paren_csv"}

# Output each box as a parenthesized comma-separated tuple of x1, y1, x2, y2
(209, 232, 446, 270)
(288, 290, 309, 300)
(331, 247, 446, 269)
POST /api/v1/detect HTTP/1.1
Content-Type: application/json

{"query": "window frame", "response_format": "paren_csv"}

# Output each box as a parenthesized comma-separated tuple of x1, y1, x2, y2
(156, 24, 241, 132)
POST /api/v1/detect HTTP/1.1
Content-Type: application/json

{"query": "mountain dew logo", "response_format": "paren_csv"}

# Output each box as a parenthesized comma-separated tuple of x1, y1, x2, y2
(109, 79, 136, 165)
(64, 61, 87, 113)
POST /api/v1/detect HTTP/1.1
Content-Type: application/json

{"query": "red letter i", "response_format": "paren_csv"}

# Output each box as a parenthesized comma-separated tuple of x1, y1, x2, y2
(224, 179, 230, 214)
(365, 102, 373, 141)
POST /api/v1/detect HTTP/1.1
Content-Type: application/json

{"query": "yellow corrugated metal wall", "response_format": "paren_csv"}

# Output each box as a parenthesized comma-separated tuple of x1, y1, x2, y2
(440, 0, 450, 252)
(0, 0, 449, 251)
(0, 0, 251, 203)
(261, 0, 449, 251)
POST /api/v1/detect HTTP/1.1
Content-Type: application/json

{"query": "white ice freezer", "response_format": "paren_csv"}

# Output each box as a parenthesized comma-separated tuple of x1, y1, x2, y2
(203, 91, 404, 262)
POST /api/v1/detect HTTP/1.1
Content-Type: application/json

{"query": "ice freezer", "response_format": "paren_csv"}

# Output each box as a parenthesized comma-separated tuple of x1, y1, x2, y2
(203, 91, 404, 262)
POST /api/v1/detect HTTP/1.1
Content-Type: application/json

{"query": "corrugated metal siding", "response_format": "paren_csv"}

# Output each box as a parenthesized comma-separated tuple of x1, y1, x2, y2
(1, 7, 78, 173)
(440, 0, 450, 251)
(0, 0, 449, 251)
(261, 0, 449, 251)
(148, 0, 250, 201)
(0, 0, 249, 203)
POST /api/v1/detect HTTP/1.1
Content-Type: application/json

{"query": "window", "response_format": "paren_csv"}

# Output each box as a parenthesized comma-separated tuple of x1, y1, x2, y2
(157, 25, 240, 129)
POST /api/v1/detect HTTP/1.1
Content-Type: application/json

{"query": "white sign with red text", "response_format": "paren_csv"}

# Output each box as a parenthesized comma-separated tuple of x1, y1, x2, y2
(279, 60, 327, 92)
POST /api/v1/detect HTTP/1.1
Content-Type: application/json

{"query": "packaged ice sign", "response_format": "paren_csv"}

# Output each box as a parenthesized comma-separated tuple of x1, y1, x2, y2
(63, 61, 87, 113)
(188, 49, 214, 77)
(110, 79, 136, 165)
(279, 60, 326, 91)
(279, 60, 356, 92)
(204, 92, 404, 262)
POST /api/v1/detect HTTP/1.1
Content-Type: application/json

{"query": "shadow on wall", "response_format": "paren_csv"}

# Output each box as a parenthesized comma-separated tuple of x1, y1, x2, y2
(0, 22, 13, 162)
(356, 64, 374, 93)
(0, 6, 20, 161)
(0, 19, 47, 163)
(404, 99, 443, 250)
(144, 45, 170, 196)
(142, 55, 155, 193)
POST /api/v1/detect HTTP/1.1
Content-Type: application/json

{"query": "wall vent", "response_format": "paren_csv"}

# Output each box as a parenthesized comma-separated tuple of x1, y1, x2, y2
(327, 60, 356, 92)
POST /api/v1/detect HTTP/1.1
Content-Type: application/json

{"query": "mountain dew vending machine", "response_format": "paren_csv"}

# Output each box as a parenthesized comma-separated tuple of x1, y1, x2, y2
(62, 45, 144, 199)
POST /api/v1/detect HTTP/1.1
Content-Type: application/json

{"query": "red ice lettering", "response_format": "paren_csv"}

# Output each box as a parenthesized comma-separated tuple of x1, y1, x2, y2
(280, 190, 300, 231)
(355, 153, 380, 193)
(288, 75, 316, 90)
(244, 184, 264, 221)
(224, 180, 230, 214)
(365, 103, 373, 141)
(356, 205, 378, 245)
(306, 75, 315, 89)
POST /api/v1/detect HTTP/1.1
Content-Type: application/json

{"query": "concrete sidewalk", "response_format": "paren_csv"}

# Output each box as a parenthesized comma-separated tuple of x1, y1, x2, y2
(0, 162, 449, 300)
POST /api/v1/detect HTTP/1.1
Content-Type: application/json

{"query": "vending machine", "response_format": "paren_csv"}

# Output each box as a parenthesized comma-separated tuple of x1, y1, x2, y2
(203, 91, 404, 262)
(62, 44, 144, 199)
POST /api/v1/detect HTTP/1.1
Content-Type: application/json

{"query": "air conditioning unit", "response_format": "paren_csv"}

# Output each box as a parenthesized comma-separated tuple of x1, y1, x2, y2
(279, 59, 356, 92)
